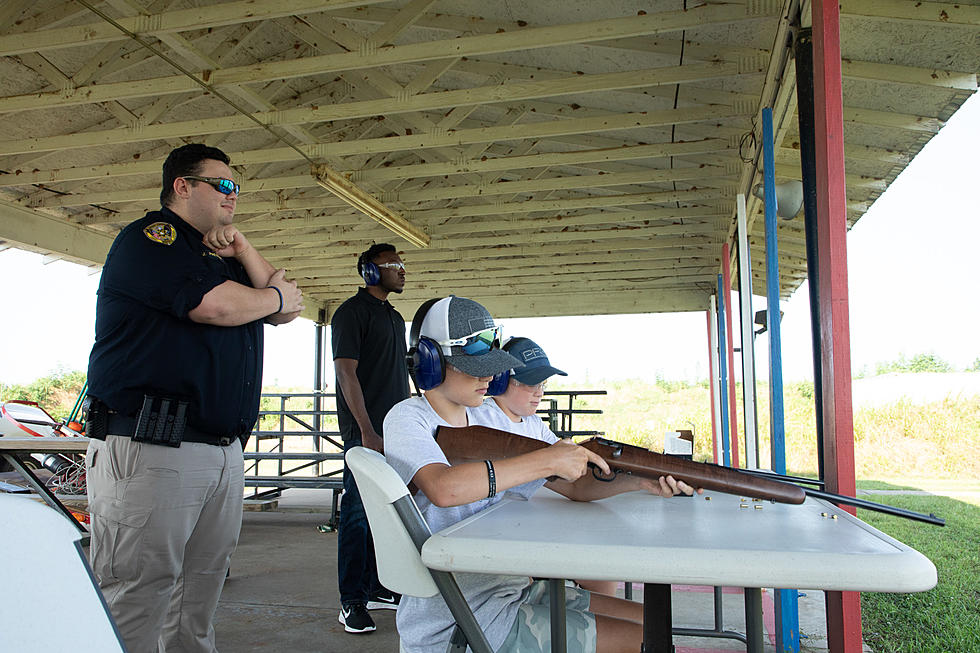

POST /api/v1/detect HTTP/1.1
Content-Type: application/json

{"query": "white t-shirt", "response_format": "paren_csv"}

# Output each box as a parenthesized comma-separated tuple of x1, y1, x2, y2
(384, 396, 531, 652)
(469, 399, 559, 501)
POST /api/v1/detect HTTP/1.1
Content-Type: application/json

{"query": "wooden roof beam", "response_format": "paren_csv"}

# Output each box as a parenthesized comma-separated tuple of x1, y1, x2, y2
(328, 4, 771, 70)
(405, 188, 726, 222)
(0, 83, 741, 154)
(0, 0, 389, 56)
(294, 256, 719, 281)
(841, 59, 977, 90)
(288, 246, 720, 276)
(0, 4, 773, 112)
(264, 237, 718, 267)
(0, 198, 113, 266)
(839, 0, 980, 27)
(239, 206, 725, 239)
(17, 113, 736, 198)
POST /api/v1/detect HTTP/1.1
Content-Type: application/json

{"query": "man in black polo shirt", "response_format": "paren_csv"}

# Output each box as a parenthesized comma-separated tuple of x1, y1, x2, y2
(331, 243, 411, 634)
(85, 144, 303, 653)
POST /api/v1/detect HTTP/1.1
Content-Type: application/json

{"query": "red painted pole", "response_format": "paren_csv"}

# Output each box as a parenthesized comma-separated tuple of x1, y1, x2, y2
(707, 310, 719, 464)
(721, 243, 740, 468)
(811, 0, 862, 650)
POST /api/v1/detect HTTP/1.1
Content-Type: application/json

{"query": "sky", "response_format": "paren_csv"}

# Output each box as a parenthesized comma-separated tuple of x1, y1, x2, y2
(1, 93, 978, 389)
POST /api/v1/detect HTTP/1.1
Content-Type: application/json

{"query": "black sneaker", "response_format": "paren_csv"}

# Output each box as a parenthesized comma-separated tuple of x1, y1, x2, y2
(338, 603, 376, 633)
(367, 590, 401, 611)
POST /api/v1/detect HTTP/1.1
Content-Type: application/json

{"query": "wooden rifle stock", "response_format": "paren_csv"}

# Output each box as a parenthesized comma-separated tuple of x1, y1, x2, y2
(435, 425, 806, 505)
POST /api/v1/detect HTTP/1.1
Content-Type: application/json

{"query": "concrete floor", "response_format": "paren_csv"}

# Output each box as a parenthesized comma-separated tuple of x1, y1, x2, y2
(210, 489, 867, 653)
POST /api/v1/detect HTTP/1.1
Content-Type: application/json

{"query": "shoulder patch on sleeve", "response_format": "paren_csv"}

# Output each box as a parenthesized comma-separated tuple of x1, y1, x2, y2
(143, 222, 177, 245)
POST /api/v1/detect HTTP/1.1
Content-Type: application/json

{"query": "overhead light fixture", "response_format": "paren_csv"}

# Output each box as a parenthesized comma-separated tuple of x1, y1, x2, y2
(312, 164, 430, 248)
(752, 180, 804, 220)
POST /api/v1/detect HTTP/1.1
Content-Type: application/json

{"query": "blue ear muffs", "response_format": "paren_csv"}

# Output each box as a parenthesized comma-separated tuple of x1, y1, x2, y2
(361, 261, 380, 286)
(487, 337, 528, 396)
(412, 337, 445, 391)
(486, 369, 510, 396)
(407, 298, 445, 393)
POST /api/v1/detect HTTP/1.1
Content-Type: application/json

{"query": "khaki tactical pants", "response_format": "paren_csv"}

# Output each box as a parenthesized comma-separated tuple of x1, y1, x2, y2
(87, 434, 244, 653)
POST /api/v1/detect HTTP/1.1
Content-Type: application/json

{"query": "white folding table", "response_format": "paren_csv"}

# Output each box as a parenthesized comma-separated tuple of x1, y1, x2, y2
(0, 436, 90, 537)
(421, 488, 936, 653)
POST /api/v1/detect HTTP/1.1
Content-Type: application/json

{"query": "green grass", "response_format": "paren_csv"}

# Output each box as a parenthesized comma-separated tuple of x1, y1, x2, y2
(552, 378, 980, 482)
(856, 488, 980, 653)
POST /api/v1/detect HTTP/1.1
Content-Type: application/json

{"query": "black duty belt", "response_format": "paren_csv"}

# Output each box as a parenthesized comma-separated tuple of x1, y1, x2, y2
(103, 413, 236, 447)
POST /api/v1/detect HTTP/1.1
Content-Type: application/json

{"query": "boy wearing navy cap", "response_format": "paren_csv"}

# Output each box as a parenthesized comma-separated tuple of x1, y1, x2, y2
(384, 297, 696, 653)
(473, 337, 619, 597)
(478, 336, 568, 427)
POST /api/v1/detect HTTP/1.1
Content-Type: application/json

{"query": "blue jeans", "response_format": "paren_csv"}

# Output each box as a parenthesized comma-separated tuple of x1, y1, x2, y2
(338, 435, 382, 606)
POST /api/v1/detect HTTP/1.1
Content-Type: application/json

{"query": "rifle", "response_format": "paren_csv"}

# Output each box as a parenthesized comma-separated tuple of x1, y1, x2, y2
(435, 426, 946, 525)
(435, 426, 805, 505)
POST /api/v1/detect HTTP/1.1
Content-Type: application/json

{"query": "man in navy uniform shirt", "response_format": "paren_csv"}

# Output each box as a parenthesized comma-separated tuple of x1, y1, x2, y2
(86, 144, 303, 653)
(331, 243, 411, 633)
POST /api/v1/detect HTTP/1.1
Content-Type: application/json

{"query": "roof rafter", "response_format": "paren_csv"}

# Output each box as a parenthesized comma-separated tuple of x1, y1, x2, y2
(0, 4, 774, 113)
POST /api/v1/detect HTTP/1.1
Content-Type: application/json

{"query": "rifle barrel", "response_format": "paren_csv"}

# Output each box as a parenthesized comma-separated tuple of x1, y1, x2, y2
(803, 488, 945, 527)
(737, 468, 825, 489)
(736, 469, 943, 526)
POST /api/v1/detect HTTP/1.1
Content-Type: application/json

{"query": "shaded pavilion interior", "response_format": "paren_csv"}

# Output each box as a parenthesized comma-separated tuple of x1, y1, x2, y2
(0, 1, 976, 651)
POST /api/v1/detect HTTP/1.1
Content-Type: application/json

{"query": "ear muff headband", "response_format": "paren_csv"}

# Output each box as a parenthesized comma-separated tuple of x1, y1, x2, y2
(486, 337, 530, 396)
(407, 298, 445, 392)
(361, 261, 380, 286)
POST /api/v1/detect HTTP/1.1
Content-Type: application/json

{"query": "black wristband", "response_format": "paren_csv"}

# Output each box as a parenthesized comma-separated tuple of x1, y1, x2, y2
(485, 459, 496, 499)
(268, 285, 283, 314)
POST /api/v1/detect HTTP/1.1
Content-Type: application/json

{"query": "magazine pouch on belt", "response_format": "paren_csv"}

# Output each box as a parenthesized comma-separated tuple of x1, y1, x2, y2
(133, 395, 187, 448)
(84, 396, 108, 441)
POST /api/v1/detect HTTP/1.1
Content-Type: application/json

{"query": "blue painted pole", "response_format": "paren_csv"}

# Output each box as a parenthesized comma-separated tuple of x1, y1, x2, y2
(763, 107, 800, 653)
(716, 275, 731, 468)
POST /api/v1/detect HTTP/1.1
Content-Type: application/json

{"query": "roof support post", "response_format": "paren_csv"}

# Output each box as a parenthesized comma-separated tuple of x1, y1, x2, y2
(794, 27, 827, 483)
(736, 194, 760, 470)
(707, 303, 721, 465)
(811, 0, 863, 650)
(720, 242, 740, 468)
(763, 106, 801, 653)
(714, 276, 731, 468)
(313, 317, 327, 476)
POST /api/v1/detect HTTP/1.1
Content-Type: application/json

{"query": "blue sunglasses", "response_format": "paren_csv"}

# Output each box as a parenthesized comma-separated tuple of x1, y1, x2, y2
(183, 175, 240, 195)
(439, 325, 503, 355)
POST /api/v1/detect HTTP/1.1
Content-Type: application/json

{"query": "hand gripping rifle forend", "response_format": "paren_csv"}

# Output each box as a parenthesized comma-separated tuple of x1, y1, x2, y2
(579, 437, 805, 505)
(434, 426, 806, 505)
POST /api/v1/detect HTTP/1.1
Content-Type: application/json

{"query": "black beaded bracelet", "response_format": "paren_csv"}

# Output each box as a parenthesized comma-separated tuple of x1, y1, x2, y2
(269, 285, 283, 314)
(485, 459, 496, 499)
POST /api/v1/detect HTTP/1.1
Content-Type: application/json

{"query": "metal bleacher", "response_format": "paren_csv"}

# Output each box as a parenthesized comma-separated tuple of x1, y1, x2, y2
(244, 390, 606, 525)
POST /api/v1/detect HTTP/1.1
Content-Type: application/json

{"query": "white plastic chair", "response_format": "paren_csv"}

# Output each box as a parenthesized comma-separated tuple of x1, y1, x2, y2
(345, 446, 493, 653)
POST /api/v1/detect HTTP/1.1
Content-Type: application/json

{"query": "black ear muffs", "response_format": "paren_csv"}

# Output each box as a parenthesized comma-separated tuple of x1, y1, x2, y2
(361, 261, 380, 286)
(406, 298, 445, 393)
(486, 337, 528, 396)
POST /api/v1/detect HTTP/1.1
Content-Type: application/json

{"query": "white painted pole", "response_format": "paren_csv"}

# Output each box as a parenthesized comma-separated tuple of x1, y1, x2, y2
(736, 193, 760, 469)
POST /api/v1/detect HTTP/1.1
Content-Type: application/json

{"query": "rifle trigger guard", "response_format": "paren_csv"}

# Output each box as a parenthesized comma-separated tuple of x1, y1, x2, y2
(590, 463, 620, 483)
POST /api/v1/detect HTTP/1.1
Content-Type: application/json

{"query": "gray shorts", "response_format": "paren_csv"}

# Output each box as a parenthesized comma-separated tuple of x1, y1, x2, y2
(498, 580, 597, 652)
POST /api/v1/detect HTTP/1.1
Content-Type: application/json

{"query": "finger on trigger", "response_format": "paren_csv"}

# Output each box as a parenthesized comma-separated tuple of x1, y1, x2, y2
(587, 450, 610, 474)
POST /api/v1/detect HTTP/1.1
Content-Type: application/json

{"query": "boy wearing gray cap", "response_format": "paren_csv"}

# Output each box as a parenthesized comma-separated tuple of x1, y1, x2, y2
(384, 297, 695, 653)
